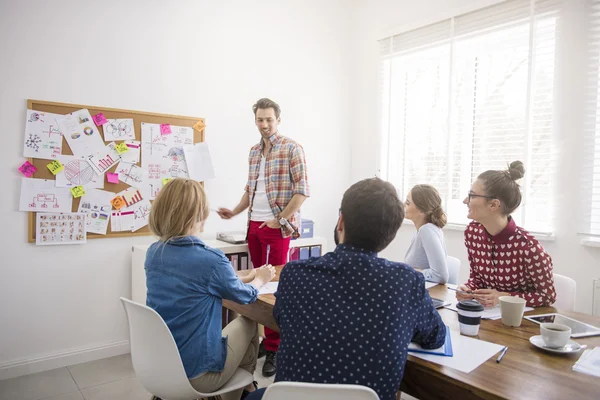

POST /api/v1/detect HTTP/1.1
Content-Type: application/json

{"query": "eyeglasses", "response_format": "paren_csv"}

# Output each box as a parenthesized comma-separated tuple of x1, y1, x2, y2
(467, 193, 496, 202)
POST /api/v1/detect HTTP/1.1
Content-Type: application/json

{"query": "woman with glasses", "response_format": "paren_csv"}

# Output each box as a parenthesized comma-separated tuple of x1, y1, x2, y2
(455, 161, 556, 307)
(404, 184, 449, 283)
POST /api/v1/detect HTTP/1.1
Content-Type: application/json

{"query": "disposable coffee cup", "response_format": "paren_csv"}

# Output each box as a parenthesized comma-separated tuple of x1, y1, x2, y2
(540, 323, 571, 348)
(456, 300, 484, 336)
(499, 296, 526, 327)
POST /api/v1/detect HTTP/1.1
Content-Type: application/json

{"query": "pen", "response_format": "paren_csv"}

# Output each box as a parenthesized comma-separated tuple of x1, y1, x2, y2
(496, 346, 508, 363)
(266, 244, 271, 265)
(447, 287, 472, 295)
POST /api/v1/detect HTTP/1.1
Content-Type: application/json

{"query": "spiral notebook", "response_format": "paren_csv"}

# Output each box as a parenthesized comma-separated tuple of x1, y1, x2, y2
(408, 326, 453, 357)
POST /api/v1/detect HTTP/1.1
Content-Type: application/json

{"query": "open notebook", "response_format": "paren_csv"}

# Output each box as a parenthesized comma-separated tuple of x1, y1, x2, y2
(408, 326, 453, 357)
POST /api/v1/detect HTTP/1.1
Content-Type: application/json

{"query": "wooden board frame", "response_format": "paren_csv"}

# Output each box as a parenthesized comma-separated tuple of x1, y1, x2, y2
(26, 99, 205, 243)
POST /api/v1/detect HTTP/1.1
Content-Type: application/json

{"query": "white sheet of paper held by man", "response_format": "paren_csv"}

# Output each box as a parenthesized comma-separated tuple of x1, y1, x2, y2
(55, 155, 104, 189)
(23, 109, 64, 160)
(19, 178, 73, 213)
(77, 189, 114, 235)
(36, 213, 87, 246)
(183, 142, 216, 182)
(57, 109, 106, 156)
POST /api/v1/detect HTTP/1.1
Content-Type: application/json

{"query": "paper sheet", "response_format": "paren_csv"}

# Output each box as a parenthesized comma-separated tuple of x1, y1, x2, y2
(141, 122, 193, 199)
(114, 161, 148, 189)
(425, 282, 438, 289)
(446, 302, 534, 320)
(77, 189, 114, 235)
(409, 330, 504, 373)
(124, 199, 152, 232)
(57, 109, 106, 156)
(19, 178, 73, 213)
(36, 213, 86, 245)
(23, 110, 64, 160)
(111, 210, 135, 232)
(120, 140, 141, 164)
(183, 142, 216, 182)
(55, 155, 104, 189)
(87, 142, 121, 175)
(258, 282, 279, 295)
(117, 187, 144, 208)
(102, 118, 135, 141)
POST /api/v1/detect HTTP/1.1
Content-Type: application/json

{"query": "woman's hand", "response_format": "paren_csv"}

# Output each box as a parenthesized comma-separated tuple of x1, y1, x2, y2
(236, 269, 256, 283)
(472, 289, 509, 308)
(455, 284, 474, 301)
(251, 264, 276, 289)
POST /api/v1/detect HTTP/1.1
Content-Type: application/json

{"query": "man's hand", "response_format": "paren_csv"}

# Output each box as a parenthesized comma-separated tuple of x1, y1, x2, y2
(259, 219, 280, 229)
(217, 208, 235, 219)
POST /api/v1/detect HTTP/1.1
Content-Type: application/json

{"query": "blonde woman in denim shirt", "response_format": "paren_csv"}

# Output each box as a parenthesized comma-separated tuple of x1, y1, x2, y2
(146, 179, 275, 400)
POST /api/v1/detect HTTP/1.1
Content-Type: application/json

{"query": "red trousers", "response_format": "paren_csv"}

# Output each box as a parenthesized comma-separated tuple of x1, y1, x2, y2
(247, 221, 290, 351)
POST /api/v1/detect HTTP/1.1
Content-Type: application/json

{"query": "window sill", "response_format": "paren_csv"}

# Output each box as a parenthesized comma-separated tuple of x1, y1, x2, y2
(580, 237, 600, 248)
(403, 220, 555, 241)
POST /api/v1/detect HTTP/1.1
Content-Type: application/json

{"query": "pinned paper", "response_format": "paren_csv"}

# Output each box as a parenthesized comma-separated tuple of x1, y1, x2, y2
(193, 120, 206, 132)
(47, 160, 64, 175)
(107, 172, 119, 184)
(115, 142, 129, 154)
(18, 161, 37, 177)
(111, 195, 125, 210)
(70, 185, 86, 198)
(162, 178, 173, 186)
(160, 124, 172, 135)
(92, 113, 108, 126)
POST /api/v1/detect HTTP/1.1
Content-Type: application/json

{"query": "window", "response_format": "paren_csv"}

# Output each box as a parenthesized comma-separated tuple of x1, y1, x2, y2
(581, 0, 600, 236)
(379, 0, 559, 233)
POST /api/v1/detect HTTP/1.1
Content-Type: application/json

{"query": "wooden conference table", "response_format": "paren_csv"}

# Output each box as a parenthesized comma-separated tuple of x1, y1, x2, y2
(222, 267, 600, 400)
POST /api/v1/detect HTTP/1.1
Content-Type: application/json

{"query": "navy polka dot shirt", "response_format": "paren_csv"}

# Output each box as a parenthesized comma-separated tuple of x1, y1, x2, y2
(273, 244, 446, 400)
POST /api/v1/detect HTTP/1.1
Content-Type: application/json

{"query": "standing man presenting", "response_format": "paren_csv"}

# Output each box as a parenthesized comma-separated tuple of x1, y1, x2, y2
(218, 98, 310, 377)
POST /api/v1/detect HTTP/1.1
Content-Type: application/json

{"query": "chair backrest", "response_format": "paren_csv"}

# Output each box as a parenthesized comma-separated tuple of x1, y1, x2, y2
(120, 297, 200, 400)
(261, 382, 380, 400)
(552, 274, 576, 312)
(446, 256, 461, 285)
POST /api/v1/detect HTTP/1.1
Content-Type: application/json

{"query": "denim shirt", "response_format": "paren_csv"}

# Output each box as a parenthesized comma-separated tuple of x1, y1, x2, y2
(273, 244, 446, 400)
(145, 236, 258, 378)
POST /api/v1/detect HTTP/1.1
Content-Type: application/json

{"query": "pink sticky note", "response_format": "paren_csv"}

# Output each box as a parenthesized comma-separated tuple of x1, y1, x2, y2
(18, 161, 37, 177)
(160, 124, 172, 135)
(92, 113, 108, 126)
(107, 172, 119, 184)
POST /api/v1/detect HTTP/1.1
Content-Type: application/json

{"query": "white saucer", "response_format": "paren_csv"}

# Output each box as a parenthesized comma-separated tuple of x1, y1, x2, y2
(529, 335, 584, 354)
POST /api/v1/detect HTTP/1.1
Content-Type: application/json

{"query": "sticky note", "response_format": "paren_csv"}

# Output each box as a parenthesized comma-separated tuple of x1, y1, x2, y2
(193, 120, 206, 131)
(92, 113, 108, 126)
(47, 160, 64, 175)
(111, 196, 125, 210)
(18, 161, 37, 177)
(70, 186, 85, 198)
(160, 124, 172, 135)
(107, 172, 119, 184)
(162, 178, 173, 186)
(115, 142, 129, 154)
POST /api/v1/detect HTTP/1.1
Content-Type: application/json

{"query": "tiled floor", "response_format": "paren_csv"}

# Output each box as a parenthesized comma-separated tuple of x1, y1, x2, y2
(0, 354, 274, 400)
(0, 354, 417, 400)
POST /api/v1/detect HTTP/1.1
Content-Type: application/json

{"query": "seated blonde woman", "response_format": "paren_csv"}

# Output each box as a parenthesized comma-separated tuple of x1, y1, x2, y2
(145, 178, 276, 400)
(404, 184, 449, 283)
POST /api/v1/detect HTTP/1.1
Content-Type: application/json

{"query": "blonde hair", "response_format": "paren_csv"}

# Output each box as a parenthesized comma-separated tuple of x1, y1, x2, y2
(410, 184, 447, 228)
(149, 178, 210, 242)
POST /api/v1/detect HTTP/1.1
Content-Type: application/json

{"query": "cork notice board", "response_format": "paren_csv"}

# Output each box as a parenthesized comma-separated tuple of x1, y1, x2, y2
(26, 99, 205, 243)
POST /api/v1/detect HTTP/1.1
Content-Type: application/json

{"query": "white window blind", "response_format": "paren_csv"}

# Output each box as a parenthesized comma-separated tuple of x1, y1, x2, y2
(379, 0, 559, 233)
(581, 0, 600, 236)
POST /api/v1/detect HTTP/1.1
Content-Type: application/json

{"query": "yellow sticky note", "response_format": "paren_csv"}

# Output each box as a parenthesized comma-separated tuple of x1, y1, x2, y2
(115, 142, 129, 154)
(70, 186, 85, 198)
(47, 160, 64, 175)
(162, 178, 173, 186)
(193, 120, 206, 131)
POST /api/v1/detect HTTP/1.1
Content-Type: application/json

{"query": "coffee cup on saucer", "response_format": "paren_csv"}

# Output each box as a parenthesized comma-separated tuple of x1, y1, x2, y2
(456, 299, 484, 336)
(540, 323, 571, 348)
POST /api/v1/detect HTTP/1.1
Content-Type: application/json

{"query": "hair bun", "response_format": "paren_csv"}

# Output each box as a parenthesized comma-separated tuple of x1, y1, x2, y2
(507, 160, 525, 181)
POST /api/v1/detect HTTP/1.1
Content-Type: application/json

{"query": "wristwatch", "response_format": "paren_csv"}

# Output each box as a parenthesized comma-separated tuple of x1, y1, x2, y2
(278, 217, 287, 227)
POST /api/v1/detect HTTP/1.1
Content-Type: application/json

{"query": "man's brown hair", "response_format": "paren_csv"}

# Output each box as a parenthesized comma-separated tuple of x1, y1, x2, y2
(341, 178, 404, 252)
(252, 98, 281, 119)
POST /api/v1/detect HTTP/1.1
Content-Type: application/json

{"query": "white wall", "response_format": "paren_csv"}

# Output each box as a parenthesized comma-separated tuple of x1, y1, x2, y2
(350, 0, 600, 313)
(0, 0, 352, 378)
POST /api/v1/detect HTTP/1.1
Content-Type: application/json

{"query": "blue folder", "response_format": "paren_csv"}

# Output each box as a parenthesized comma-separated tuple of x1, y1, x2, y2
(407, 326, 453, 357)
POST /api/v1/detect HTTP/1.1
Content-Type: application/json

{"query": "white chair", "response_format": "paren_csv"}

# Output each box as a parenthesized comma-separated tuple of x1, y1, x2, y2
(261, 382, 380, 400)
(120, 297, 254, 400)
(552, 274, 576, 312)
(446, 256, 461, 285)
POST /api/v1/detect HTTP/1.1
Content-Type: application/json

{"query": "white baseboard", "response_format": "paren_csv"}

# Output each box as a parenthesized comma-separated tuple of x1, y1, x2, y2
(0, 340, 130, 381)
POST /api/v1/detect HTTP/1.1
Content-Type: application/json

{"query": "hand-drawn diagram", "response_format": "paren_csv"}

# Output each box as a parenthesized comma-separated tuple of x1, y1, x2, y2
(115, 161, 148, 189)
(129, 199, 152, 232)
(57, 109, 105, 156)
(102, 118, 136, 141)
(64, 160, 95, 186)
(88, 142, 121, 175)
(77, 189, 114, 235)
(20, 178, 72, 213)
(23, 110, 63, 160)
(36, 213, 87, 246)
(118, 187, 143, 208)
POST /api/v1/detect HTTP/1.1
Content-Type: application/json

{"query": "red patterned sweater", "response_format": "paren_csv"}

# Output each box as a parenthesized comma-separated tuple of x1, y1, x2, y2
(464, 218, 556, 307)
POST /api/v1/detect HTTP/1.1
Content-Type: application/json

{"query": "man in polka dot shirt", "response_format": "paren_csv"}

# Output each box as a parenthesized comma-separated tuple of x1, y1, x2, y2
(246, 178, 446, 400)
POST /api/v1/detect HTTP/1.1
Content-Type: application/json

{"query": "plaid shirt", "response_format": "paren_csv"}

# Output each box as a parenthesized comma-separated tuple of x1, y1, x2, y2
(245, 133, 310, 238)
